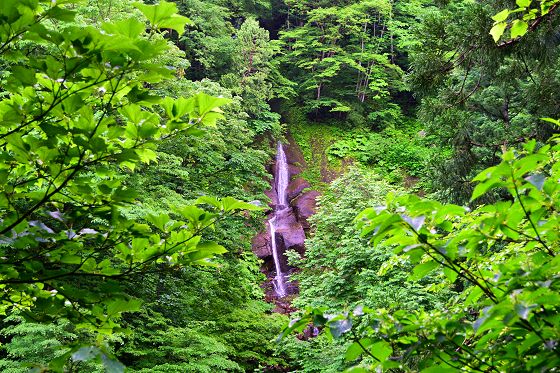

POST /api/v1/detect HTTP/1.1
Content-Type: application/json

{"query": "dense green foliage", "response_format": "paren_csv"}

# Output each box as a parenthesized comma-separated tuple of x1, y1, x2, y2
(2, 0, 560, 372)
(0, 0, 282, 371)
(0, 0, 258, 364)
(289, 168, 445, 311)
(280, 1, 560, 372)
(279, 0, 404, 119)
(409, 1, 560, 203)
(490, 0, 560, 43)
(288, 133, 560, 371)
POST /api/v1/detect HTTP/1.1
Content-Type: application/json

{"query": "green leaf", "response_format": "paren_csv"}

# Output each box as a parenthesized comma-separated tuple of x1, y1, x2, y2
(195, 93, 231, 114)
(134, 1, 177, 23)
(518, 333, 541, 354)
(410, 261, 439, 281)
(471, 180, 503, 201)
(11, 66, 37, 86)
(146, 213, 171, 231)
(541, 117, 560, 127)
(60, 255, 82, 265)
(490, 22, 508, 42)
(106, 298, 142, 316)
(195, 195, 222, 208)
(188, 243, 224, 262)
(510, 20, 529, 38)
(136, 148, 158, 163)
(134, 1, 192, 34)
(175, 205, 209, 224)
(369, 341, 392, 361)
(196, 241, 228, 255)
(46, 6, 77, 22)
(103, 18, 145, 38)
(159, 14, 192, 34)
(220, 197, 263, 212)
(492, 9, 510, 23)
(49, 351, 72, 371)
(345, 342, 364, 361)
(516, 0, 531, 8)
(465, 287, 484, 306)
(443, 266, 459, 283)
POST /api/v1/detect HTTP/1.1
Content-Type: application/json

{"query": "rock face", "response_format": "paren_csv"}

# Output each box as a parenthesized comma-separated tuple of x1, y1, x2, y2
(252, 232, 271, 259)
(293, 190, 320, 231)
(273, 208, 306, 264)
(252, 134, 320, 306)
(286, 178, 310, 203)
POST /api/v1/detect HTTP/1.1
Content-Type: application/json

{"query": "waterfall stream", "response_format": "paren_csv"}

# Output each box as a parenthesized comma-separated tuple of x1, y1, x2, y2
(269, 216, 287, 297)
(270, 141, 290, 297)
(276, 141, 289, 207)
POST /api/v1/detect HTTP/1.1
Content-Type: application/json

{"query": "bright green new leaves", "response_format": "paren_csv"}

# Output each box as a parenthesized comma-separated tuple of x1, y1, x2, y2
(160, 93, 232, 128)
(490, 0, 559, 42)
(510, 19, 529, 38)
(352, 137, 560, 371)
(285, 134, 560, 371)
(0, 0, 257, 353)
(134, 1, 192, 34)
(490, 21, 508, 42)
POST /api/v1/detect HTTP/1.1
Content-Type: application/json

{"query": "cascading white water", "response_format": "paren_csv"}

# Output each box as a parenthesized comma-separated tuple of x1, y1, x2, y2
(276, 141, 289, 207)
(269, 216, 287, 297)
(269, 141, 290, 297)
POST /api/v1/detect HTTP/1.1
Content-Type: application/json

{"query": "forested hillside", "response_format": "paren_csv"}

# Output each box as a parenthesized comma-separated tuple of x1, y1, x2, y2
(0, 0, 559, 372)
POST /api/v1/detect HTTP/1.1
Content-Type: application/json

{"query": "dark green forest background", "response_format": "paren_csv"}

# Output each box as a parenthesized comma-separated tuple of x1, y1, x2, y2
(0, 0, 559, 371)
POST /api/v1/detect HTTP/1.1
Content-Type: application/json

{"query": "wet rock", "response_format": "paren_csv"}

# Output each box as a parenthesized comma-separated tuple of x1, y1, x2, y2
(264, 188, 277, 207)
(252, 231, 271, 258)
(277, 223, 305, 255)
(272, 208, 306, 270)
(273, 301, 297, 314)
(263, 278, 299, 314)
(288, 164, 302, 179)
(292, 190, 320, 230)
(287, 177, 310, 202)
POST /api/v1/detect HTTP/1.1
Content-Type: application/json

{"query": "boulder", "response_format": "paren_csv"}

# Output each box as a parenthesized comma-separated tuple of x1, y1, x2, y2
(278, 223, 306, 254)
(293, 190, 320, 230)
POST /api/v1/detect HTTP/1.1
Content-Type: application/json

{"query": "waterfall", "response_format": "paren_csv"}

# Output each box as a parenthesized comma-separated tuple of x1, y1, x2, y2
(276, 141, 289, 207)
(269, 216, 287, 297)
(270, 141, 289, 297)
